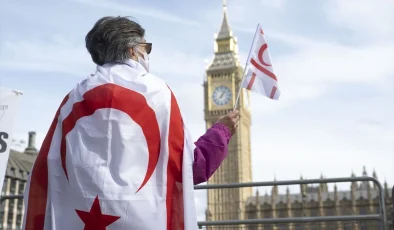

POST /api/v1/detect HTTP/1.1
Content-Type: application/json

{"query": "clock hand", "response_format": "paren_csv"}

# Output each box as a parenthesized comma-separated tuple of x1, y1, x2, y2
(219, 91, 225, 99)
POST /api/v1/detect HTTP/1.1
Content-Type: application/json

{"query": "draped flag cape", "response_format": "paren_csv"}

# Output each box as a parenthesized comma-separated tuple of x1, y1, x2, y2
(22, 60, 198, 230)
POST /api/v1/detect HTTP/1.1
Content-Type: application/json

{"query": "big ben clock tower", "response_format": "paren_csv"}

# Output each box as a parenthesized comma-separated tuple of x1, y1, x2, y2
(204, 0, 253, 227)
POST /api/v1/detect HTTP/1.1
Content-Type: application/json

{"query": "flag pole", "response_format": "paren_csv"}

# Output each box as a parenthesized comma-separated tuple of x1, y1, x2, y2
(233, 24, 260, 111)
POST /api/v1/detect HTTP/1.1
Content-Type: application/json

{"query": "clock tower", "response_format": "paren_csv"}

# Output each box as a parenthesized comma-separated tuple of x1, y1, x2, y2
(204, 0, 253, 227)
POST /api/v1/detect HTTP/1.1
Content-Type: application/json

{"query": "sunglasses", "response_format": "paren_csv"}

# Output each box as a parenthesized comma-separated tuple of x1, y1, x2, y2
(138, 42, 152, 54)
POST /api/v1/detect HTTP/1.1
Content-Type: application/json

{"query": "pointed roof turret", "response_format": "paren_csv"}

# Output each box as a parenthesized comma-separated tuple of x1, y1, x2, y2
(360, 166, 370, 190)
(217, 0, 232, 40)
(372, 169, 378, 179)
(362, 166, 367, 176)
(351, 170, 356, 177)
(372, 169, 379, 190)
(384, 180, 389, 198)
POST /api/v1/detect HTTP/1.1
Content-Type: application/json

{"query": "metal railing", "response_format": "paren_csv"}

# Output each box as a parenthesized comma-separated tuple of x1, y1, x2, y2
(194, 176, 388, 230)
(0, 177, 390, 229)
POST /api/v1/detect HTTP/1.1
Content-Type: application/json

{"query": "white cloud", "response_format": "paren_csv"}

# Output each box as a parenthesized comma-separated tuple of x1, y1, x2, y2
(276, 41, 394, 84)
(150, 48, 207, 82)
(70, 0, 201, 27)
(353, 119, 394, 143)
(325, 0, 394, 41)
(260, 0, 287, 9)
(0, 37, 94, 76)
(0, 34, 208, 82)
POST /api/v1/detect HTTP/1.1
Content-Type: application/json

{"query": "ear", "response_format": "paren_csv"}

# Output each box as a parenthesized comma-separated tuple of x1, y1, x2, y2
(128, 48, 138, 61)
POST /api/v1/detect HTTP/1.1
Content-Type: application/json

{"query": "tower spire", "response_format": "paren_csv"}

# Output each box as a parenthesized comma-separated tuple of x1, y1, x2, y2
(217, 0, 232, 40)
(223, 0, 227, 14)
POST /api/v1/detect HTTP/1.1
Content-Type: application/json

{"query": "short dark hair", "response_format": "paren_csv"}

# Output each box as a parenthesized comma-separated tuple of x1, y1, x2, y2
(85, 16, 145, 65)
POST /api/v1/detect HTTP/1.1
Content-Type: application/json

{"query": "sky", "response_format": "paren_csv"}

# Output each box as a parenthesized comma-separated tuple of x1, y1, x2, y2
(1, 0, 393, 221)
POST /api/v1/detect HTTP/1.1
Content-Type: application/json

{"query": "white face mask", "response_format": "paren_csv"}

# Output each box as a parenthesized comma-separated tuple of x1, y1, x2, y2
(134, 48, 149, 72)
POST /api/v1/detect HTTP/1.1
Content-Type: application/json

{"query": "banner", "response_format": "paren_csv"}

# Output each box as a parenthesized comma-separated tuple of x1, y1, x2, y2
(0, 87, 22, 197)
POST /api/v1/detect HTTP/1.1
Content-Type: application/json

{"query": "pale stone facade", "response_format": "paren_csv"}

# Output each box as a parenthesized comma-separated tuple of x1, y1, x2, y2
(245, 170, 392, 230)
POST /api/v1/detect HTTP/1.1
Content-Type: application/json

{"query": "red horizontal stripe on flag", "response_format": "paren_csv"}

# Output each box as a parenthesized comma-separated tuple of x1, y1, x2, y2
(270, 86, 277, 99)
(246, 72, 256, 90)
(250, 58, 278, 81)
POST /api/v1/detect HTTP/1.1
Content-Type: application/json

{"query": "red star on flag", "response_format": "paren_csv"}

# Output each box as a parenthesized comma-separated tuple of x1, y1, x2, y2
(76, 196, 120, 230)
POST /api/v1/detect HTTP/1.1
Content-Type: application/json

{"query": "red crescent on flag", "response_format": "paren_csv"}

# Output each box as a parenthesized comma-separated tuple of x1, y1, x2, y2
(258, 43, 271, 67)
(60, 83, 161, 193)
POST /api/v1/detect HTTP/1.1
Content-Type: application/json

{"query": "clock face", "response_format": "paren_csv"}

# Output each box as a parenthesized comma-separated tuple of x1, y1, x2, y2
(212, 85, 232, 106)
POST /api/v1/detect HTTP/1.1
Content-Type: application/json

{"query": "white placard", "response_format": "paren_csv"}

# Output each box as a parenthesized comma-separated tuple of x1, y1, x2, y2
(0, 87, 22, 197)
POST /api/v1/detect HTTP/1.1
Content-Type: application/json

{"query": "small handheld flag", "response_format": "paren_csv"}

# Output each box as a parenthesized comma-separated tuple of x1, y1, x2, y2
(234, 24, 280, 109)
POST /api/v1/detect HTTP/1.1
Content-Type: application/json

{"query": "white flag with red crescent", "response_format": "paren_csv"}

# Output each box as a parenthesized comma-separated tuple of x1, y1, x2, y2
(22, 60, 197, 230)
(242, 24, 281, 100)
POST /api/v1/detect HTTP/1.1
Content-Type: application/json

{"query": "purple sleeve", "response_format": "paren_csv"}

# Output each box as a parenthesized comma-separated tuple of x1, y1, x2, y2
(192, 123, 231, 185)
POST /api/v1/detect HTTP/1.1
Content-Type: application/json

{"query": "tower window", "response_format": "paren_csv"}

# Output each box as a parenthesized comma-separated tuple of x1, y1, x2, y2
(218, 44, 229, 52)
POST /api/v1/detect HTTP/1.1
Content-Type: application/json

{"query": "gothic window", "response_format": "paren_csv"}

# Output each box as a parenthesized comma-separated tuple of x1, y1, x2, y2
(7, 211, 12, 227)
(8, 200, 15, 227)
(0, 209, 4, 228)
(18, 182, 25, 195)
(340, 198, 353, 215)
(358, 198, 369, 230)
(218, 45, 228, 52)
(292, 201, 303, 217)
(324, 199, 335, 216)
(16, 214, 22, 228)
(277, 202, 287, 218)
(10, 179, 16, 194)
(17, 199, 23, 214)
(358, 197, 369, 214)
(309, 200, 319, 216)
(246, 204, 257, 219)
(323, 199, 336, 230)
(262, 203, 272, 218)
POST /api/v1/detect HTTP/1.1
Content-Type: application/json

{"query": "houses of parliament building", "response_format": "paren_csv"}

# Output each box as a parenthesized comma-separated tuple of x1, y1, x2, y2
(203, 1, 392, 230)
(0, 2, 392, 230)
